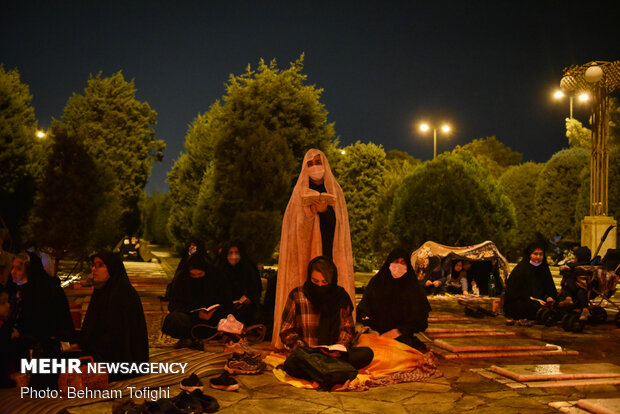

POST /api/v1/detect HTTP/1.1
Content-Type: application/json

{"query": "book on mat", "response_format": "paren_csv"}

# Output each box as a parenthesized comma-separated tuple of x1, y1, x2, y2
(312, 344, 347, 353)
(190, 304, 220, 313)
(301, 190, 337, 207)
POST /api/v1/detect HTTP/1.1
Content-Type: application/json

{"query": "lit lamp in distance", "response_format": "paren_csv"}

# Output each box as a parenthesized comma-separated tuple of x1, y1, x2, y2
(419, 122, 451, 159)
(553, 90, 589, 119)
(36, 130, 46, 139)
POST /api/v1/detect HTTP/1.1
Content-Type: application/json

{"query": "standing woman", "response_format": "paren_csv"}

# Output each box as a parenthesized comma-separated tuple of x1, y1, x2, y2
(272, 149, 355, 348)
(80, 252, 148, 375)
(504, 242, 557, 326)
(357, 248, 431, 350)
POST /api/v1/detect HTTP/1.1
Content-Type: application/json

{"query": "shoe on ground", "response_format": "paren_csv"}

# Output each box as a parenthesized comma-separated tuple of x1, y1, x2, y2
(180, 373, 204, 392)
(517, 319, 534, 327)
(189, 389, 219, 413)
(579, 308, 590, 321)
(210, 371, 240, 391)
(505, 318, 515, 326)
(224, 352, 266, 375)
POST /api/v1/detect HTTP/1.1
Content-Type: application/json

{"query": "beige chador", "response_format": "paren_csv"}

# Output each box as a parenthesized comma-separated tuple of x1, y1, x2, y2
(271, 148, 355, 348)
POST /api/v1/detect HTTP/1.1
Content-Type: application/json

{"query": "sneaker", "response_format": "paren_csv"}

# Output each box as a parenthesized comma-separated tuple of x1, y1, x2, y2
(517, 319, 534, 327)
(210, 371, 240, 391)
(218, 314, 244, 334)
(224, 353, 266, 375)
(180, 373, 204, 392)
(505, 318, 515, 326)
(579, 308, 590, 321)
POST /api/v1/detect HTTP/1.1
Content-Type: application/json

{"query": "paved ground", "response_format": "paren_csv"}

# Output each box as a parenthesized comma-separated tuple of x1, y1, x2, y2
(59, 248, 620, 414)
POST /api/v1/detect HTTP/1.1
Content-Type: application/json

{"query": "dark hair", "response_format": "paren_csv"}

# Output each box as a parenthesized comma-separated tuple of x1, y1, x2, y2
(524, 242, 546, 259)
(307, 256, 338, 285)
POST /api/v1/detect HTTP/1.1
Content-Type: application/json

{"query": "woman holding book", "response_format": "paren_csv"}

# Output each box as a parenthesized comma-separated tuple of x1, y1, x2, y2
(280, 256, 373, 370)
(217, 241, 262, 325)
(357, 248, 431, 351)
(272, 148, 355, 348)
(162, 254, 232, 347)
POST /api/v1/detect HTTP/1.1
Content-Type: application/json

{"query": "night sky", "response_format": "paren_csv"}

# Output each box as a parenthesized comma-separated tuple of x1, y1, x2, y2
(1, 1, 618, 193)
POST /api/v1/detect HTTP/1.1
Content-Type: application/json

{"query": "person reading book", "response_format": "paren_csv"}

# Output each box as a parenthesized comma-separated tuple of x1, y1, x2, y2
(272, 148, 355, 348)
(162, 254, 231, 348)
(280, 256, 373, 369)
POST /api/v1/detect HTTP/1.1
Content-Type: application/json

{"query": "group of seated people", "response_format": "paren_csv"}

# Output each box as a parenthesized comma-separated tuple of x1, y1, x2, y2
(1, 249, 149, 388)
(162, 241, 263, 349)
(503, 242, 597, 326)
(417, 257, 503, 297)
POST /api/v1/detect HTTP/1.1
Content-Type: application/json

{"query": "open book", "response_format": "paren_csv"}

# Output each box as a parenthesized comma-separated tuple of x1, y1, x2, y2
(301, 190, 337, 207)
(312, 343, 347, 353)
(190, 304, 220, 313)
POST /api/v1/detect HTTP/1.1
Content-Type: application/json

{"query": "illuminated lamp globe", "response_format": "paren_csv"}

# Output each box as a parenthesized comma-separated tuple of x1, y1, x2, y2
(584, 66, 603, 83)
(560, 75, 576, 91)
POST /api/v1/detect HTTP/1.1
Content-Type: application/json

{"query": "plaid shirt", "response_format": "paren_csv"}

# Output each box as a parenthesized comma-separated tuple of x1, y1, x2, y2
(279, 287, 354, 349)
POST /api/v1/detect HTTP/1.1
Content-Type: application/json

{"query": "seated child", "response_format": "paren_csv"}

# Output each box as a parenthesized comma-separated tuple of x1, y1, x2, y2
(558, 246, 591, 320)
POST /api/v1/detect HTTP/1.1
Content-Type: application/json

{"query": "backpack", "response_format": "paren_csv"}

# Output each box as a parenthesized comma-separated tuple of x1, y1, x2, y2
(282, 347, 357, 390)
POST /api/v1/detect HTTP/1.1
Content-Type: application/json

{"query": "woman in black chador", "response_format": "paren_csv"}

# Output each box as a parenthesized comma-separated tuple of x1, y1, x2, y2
(162, 254, 231, 347)
(80, 252, 148, 374)
(503, 242, 557, 326)
(217, 242, 262, 325)
(8, 252, 74, 346)
(357, 248, 431, 350)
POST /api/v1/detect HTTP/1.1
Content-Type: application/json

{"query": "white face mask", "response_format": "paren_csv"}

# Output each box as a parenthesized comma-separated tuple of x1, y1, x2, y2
(308, 165, 325, 181)
(389, 263, 408, 279)
(530, 260, 542, 267)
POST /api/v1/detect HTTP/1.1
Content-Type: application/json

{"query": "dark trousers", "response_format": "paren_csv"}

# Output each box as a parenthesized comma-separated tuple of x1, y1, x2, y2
(341, 346, 374, 370)
(162, 309, 226, 340)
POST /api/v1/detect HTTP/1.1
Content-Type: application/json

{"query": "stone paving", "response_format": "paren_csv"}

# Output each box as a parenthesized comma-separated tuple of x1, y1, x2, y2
(60, 250, 620, 414)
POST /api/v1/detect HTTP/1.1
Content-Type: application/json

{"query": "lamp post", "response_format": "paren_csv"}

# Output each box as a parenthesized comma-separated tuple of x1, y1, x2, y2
(419, 123, 451, 159)
(553, 90, 589, 119)
(560, 60, 620, 257)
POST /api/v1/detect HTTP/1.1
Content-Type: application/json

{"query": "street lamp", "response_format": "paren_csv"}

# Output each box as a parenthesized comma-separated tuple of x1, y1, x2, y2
(36, 130, 46, 139)
(419, 122, 451, 159)
(552, 90, 589, 118)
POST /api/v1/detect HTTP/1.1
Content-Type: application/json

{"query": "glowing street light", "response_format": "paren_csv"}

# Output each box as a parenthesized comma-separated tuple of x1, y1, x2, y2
(36, 130, 46, 139)
(553, 90, 590, 119)
(419, 122, 451, 159)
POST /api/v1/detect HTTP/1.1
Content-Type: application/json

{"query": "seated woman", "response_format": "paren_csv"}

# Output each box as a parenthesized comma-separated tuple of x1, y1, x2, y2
(419, 257, 445, 295)
(558, 246, 591, 320)
(280, 256, 373, 370)
(80, 252, 148, 377)
(8, 252, 74, 348)
(504, 242, 557, 326)
(162, 254, 231, 348)
(217, 242, 262, 326)
(468, 260, 503, 296)
(357, 248, 431, 351)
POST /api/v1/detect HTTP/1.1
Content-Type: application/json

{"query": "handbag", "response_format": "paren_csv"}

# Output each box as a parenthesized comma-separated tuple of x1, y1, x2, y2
(282, 347, 357, 390)
(58, 356, 108, 395)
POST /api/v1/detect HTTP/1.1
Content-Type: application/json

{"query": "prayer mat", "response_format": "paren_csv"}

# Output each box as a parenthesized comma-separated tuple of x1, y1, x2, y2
(489, 363, 620, 382)
(0, 348, 229, 414)
(268, 334, 441, 391)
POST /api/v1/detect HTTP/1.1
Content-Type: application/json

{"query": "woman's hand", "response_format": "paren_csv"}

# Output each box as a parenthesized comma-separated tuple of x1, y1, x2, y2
(234, 295, 250, 309)
(311, 199, 328, 213)
(319, 348, 341, 358)
(381, 328, 402, 339)
(198, 309, 216, 321)
(425, 280, 433, 286)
